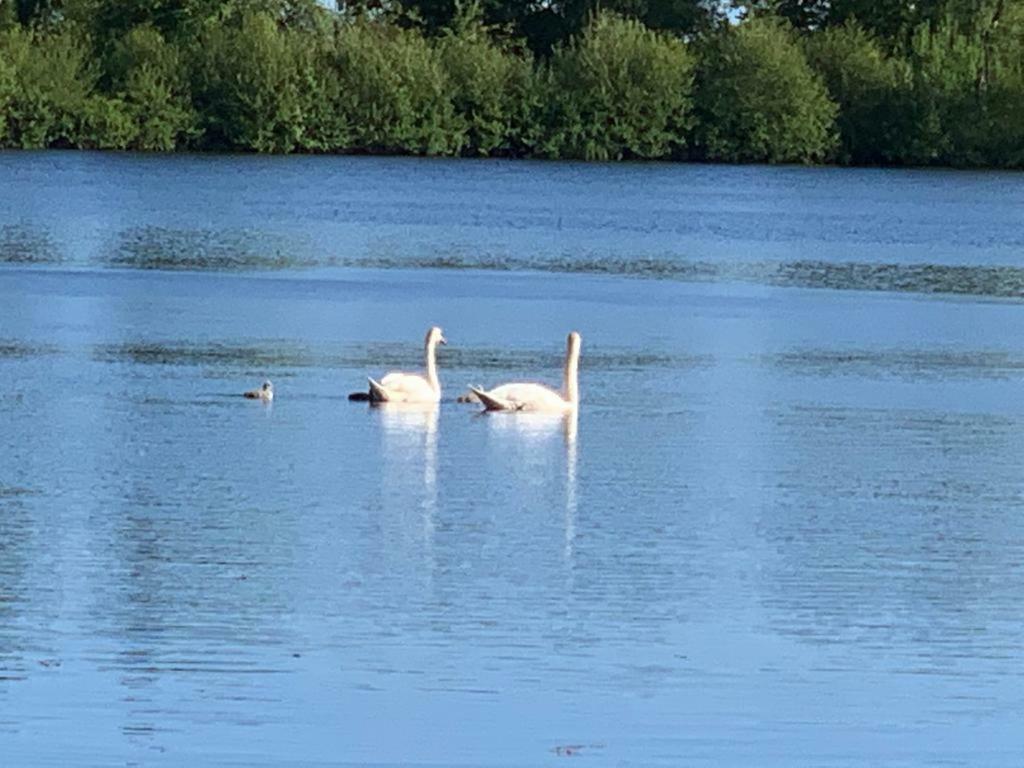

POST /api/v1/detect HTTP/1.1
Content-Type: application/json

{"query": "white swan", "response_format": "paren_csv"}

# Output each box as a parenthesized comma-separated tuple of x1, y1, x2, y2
(470, 331, 581, 412)
(366, 326, 446, 404)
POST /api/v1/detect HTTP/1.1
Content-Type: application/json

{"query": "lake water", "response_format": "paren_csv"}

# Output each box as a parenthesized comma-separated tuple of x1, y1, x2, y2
(1, 152, 1023, 767)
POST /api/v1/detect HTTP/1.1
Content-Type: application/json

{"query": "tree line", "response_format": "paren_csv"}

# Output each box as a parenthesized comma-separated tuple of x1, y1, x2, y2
(0, 0, 1022, 166)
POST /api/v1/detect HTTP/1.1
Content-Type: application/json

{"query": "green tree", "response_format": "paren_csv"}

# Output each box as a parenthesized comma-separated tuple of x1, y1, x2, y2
(899, 21, 980, 164)
(12, 0, 61, 27)
(694, 17, 837, 162)
(0, 26, 96, 147)
(981, 72, 1024, 167)
(541, 13, 695, 160)
(0, 36, 14, 144)
(437, 8, 536, 155)
(191, 13, 313, 151)
(772, 0, 922, 37)
(397, 0, 719, 56)
(106, 26, 197, 150)
(755, 0, 1012, 45)
(979, 2, 1024, 165)
(0, 1, 17, 29)
(78, 94, 137, 149)
(57, 0, 327, 42)
(330, 21, 461, 154)
(804, 22, 909, 163)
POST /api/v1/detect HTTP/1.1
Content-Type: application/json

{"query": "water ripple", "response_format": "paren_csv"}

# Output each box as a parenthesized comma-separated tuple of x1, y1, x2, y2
(108, 227, 321, 272)
(351, 254, 1024, 299)
(768, 348, 1024, 380)
(0, 341, 60, 360)
(91, 340, 708, 373)
(0, 224, 61, 264)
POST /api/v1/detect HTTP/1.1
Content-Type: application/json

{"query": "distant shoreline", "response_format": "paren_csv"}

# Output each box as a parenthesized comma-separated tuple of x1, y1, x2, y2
(2, 147, 1020, 174)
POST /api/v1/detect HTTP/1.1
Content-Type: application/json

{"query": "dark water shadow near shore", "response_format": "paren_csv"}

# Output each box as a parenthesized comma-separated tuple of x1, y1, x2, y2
(0, 225, 62, 265)
(91, 340, 711, 374)
(766, 348, 1024, 381)
(106, 226, 325, 272)
(350, 254, 1024, 299)
(0, 341, 60, 359)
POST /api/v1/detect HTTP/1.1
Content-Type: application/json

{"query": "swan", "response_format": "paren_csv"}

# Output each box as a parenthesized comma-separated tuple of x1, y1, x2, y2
(243, 380, 274, 401)
(470, 331, 581, 412)
(360, 326, 446, 404)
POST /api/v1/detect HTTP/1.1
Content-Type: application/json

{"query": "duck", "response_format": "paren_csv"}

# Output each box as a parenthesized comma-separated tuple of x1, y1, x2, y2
(243, 380, 274, 402)
(354, 326, 446, 404)
(470, 331, 580, 412)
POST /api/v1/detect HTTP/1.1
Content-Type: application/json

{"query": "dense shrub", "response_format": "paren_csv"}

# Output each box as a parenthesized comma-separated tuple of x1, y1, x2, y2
(290, 32, 350, 152)
(0, 1, 15, 31)
(541, 13, 695, 160)
(0, 37, 14, 145)
(106, 26, 197, 151)
(329, 22, 461, 155)
(804, 23, 909, 164)
(981, 8, 1024, 167)
(191, 13, 313, 152)
(694, 18, 837, 163)
(898, 24, 983, 165)
(0, 27, 96, 148)
(0, 2, 1020, 166)
(78, 95, 137, 149)
(979, 77, 1024, 167)
(438, 17, 537, 156)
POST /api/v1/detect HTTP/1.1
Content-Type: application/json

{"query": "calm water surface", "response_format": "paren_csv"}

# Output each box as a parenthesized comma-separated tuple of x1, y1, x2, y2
(2, 153, 1024, 766)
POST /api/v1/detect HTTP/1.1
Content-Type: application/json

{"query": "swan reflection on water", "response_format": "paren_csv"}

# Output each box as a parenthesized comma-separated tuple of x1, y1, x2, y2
(375, 401, 440, 437)
(375, 401, 439, 493)
(482, 409, 578, 564)
(373, 402, 439, 565)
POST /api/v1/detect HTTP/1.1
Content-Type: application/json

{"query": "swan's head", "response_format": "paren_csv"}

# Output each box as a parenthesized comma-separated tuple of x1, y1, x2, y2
(426, 326, 447, 347)
(567, 331, 582, 353)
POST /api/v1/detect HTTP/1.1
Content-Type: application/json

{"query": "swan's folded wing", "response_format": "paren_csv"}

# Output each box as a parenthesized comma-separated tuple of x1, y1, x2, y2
(374, 372, 437, 403)
(484, 382, 566, 411)
(470, 386, 516, 411)
(368, 377, 391, 402)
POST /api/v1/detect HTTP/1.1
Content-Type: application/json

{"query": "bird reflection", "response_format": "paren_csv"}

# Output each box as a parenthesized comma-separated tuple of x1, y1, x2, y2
(565, 411, 578, 564)
(374, 403, 439, 575)
(482, 410, 578, 566)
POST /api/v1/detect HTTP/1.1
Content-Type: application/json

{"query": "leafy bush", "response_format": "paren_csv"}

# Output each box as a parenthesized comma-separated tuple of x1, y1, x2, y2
(898, 23, 983, 165)
(979, 75, 1024, 167)
(437, 16, 536, 156)
(107, 26, 197, 151)
(0, 27, 96, 148)
(1, 3, 1021, 167)
(0, 37, 14, 145)
(79, 95, 137, 149)
(289, 31, 350, 152)
(694, 18, 837, 163)
(191, 13, 312, 152)
(329, 22, 461, 155)
(0, 1, 15, 31)
(888, 13, 1024, 168)
(541, 13, 695, 160)
(804, 22, 909, 164)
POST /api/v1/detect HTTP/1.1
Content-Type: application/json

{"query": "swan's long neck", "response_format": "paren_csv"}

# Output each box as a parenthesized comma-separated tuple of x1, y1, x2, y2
(563, 339, 580, 405)
(425, 339, 440, 393)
